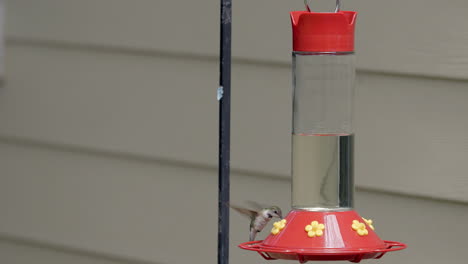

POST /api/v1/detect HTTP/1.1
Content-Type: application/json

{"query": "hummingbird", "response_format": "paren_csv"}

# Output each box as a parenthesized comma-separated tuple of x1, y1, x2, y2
(229, 201, 283, 241)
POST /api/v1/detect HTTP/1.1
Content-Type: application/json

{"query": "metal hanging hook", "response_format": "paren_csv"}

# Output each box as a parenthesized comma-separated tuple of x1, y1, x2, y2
(304, 0, 341, 13)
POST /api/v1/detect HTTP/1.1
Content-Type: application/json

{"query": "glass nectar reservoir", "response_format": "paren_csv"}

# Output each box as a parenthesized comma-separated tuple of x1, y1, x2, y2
(291, 39, 355, 211)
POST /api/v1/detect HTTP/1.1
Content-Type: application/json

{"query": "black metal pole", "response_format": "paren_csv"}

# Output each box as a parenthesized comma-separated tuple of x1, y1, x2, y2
(218, 0, 232, 264)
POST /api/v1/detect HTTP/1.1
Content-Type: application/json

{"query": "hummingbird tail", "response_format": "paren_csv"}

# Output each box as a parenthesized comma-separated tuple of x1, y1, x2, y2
(249, 228, 257, 241)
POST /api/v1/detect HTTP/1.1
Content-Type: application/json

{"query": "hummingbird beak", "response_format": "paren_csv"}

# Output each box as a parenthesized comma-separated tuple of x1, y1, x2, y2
(278, 212, 283, 219)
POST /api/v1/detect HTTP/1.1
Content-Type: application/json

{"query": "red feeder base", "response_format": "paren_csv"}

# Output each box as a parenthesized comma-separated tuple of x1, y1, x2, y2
(239, 210, 406, 263)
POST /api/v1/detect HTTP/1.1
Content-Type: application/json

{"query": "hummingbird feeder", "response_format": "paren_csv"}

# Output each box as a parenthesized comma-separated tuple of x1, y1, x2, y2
(239, 1, 406, 262)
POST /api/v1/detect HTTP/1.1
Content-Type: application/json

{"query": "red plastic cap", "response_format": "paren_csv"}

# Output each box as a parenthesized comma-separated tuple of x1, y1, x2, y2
(290, 11, 357, 52)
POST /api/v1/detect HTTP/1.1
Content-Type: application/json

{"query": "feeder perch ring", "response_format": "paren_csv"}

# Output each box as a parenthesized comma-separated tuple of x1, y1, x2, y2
(239, 240, 407, 263)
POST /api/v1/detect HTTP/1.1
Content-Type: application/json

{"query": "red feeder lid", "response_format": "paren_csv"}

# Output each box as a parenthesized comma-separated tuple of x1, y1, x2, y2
(290, 10, 357, 52)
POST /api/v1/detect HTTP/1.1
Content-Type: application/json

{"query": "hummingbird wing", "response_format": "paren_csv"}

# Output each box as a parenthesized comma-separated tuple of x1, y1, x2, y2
(229, 204, 258, 220)
(246, 200, 265, 211)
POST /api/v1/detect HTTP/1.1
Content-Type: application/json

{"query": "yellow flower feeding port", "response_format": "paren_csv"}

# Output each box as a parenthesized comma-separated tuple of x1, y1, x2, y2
(271, 219, 287, 235)
(305, 221, 325, 237)
(352, 220, 369, 236)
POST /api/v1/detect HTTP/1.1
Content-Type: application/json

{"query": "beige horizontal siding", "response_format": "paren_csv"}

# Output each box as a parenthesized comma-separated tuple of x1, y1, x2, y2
(6, 0, 468, 79)
(0, 141, 218, 264)
(0, 236, 157, 264)
(0, 43, 289, 176)
(0, 140, 467, 264)
(355, 73, 468, 202)
(1, 44, 467, 202)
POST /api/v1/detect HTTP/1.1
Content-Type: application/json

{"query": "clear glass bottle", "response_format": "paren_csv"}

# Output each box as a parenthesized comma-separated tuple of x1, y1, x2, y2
(291, 51, 355, 211)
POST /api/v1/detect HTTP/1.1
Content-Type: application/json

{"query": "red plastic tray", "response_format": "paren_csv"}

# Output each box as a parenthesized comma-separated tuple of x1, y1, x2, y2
(239, 240, 406, 263)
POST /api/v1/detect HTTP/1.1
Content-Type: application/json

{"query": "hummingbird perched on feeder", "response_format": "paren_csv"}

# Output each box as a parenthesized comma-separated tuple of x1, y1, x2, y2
(229, 201, 283, 241)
